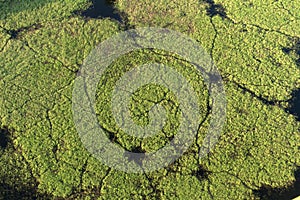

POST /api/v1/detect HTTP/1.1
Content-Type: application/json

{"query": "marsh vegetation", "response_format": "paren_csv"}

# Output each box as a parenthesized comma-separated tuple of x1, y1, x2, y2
(0, 0, 299, 199)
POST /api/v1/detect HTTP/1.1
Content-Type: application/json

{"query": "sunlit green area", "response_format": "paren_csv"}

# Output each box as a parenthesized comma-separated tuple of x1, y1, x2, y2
(0, 0, 299, 199)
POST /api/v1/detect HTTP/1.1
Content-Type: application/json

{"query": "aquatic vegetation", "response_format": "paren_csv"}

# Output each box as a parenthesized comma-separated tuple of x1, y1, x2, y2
(0, 0, 299, 199)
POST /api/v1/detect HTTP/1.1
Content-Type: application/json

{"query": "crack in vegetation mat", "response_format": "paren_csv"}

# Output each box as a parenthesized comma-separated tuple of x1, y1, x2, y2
(0, 0, 299, 199)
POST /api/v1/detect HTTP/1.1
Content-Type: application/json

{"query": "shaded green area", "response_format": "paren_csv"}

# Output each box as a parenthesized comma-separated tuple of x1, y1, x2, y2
(253, 167, 300, 200)
(286, 88, 300, 121)
(282, 37, 300, 67)
(0, 0, 299, 199)
(0, 126, 54, 200)
(0, 127, 9, 149)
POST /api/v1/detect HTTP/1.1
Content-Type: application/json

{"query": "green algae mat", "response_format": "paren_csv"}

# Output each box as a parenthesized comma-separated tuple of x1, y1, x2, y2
(0, 0, 300, 199)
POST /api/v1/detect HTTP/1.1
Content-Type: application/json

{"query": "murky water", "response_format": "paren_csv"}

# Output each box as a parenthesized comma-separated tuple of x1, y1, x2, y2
(204, 0, 228, 19)
(80, 0, 123, 23)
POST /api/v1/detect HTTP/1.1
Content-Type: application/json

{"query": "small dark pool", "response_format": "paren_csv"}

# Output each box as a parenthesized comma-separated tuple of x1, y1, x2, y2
(80, 0, 123, 23)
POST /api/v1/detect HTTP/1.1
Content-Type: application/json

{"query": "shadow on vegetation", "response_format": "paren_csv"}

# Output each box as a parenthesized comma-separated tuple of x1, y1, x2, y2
(282, 37, 300, 68)
(2, 23, 42, 40)
(234, 81, 279, 106)
(191, 165, 211, 182)
(124, 146, 146, 167)
(203, 0, 228, 19)
(1, 0, 130, 38)
(0, 180, 54, 200)
(253, 167, 300, 200)
(0, 127, 10, 149)
(0, 0, 50, 20)
(286, 88, 300, 121)
(0, 0, 51, 39)
(0, 127, 55, 199)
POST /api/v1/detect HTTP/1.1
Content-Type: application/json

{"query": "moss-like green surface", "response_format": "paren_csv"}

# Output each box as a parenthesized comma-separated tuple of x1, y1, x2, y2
(0, 0, 299, 199)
